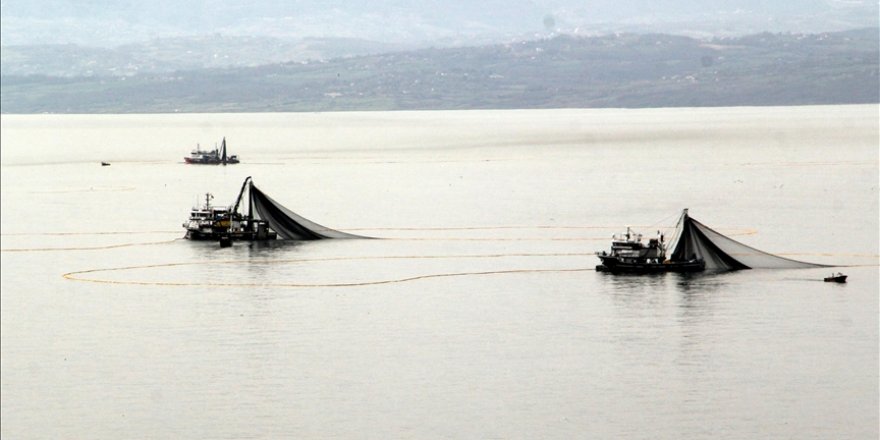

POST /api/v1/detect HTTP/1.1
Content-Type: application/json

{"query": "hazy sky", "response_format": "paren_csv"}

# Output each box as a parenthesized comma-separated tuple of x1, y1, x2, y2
(1, 0, 877, 46)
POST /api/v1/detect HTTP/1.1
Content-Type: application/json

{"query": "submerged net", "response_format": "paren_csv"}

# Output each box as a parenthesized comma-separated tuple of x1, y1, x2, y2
(668, 211, 825, 270)
(249, 183, 367, 240)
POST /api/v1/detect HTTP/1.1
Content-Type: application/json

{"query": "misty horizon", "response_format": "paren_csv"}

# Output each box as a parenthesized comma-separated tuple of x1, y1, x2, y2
(2, 0, 878, 48)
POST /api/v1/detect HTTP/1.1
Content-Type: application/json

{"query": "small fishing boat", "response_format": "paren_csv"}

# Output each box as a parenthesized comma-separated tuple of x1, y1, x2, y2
(101, 162, 111, 166)
(184, 137, 239, 165)
(824, 273, 847, 283)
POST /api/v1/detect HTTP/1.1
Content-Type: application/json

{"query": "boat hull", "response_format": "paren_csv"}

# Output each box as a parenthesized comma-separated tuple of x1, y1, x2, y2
(596, 256, 706, 274)
(185, 228, 277, 241)
(184, 157, 240, 165)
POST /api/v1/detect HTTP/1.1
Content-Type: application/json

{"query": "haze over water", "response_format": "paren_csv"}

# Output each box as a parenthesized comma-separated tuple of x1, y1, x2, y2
(1, 106, 878, 439)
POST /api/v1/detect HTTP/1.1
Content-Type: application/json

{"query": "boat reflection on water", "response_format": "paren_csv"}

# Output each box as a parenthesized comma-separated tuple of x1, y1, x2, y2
(599, 269, 722, 293)
(595, 269, 734, 324)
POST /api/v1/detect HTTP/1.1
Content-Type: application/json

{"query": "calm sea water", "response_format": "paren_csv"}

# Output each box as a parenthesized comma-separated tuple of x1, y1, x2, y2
(1, 106, 878, 439)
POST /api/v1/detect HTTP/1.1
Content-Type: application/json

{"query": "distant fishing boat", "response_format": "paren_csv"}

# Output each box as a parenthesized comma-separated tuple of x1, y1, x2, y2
(100, 162, 111, 166)
(184, 137, 239, 165)
(824, 273, 847, 283)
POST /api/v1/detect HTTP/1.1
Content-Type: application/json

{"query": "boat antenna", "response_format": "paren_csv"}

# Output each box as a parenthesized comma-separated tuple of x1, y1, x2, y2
(221, 137, 227, 165)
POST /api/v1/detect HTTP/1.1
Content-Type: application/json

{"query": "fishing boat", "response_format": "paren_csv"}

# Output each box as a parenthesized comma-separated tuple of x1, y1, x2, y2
(183, 176, 366, 243)
(184, 137, 239, 165)
(824, 273, 847, 283)
(182, 187, 276, 241)
(596, 209, 828, 274)
(596, 226, 705, 274)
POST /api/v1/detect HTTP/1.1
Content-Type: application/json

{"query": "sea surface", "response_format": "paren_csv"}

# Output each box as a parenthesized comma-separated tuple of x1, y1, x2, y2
(1, 106, 878, 439)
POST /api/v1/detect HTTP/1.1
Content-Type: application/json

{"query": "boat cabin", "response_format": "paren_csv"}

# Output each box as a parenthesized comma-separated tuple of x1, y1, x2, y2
(603, 227, 666, 263)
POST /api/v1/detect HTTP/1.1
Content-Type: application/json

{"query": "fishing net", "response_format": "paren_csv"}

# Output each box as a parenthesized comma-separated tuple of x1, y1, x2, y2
(249, 182, 367, 240)
(668, 212, 825, 270)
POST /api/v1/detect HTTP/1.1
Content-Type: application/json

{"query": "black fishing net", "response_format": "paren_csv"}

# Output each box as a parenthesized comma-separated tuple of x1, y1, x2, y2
(249, 182, 367, 240)
(667, 211, 825, 270)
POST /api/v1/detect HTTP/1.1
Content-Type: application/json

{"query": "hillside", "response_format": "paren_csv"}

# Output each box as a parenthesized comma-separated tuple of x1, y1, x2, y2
(2, 28, 877, 113)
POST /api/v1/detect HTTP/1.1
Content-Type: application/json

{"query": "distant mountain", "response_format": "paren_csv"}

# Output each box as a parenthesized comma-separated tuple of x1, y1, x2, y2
(0, 36, 414, 77)
(2, 28, 877, 113)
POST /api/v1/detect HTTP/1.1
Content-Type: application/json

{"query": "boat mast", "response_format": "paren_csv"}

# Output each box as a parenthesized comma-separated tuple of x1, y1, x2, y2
(248, 181, 253, 223)
(231, 176, 252, 218)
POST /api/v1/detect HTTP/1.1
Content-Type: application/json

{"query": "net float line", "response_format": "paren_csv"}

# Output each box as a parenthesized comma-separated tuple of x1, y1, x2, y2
(65, 267, 594, 289)
(62, 252, 596, 288)
(776, 252, 880, 259)
(0, 234, 614, 252)
(2, 239, 182, 253)
(1, 231, 180, 236)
